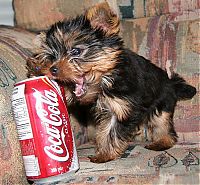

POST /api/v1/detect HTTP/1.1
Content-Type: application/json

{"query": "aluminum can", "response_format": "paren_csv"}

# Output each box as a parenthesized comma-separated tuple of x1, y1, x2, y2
(11, 76, 79, 184)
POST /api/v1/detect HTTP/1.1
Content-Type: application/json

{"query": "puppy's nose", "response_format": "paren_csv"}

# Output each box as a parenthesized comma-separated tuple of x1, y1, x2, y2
(50, 66, 59, 76)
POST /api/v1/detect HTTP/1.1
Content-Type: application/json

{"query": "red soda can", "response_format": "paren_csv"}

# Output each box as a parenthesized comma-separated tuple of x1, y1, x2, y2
(11, 76, 79, 184)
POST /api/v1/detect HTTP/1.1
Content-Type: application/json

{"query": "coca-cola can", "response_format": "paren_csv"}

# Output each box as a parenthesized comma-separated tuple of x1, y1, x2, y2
(11, 76, 79, 184)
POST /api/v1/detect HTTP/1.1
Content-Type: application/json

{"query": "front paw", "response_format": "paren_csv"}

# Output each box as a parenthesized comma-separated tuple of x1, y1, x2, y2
(88, 155, 115, 163)
(88, 155, 101, 163)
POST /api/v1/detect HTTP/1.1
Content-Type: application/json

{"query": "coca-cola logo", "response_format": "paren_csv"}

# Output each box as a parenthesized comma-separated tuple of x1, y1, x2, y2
(32, 88, 69, 162)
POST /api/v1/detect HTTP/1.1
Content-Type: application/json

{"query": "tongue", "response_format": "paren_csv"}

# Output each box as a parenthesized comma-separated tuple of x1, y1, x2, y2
(74, 77, 85, 97)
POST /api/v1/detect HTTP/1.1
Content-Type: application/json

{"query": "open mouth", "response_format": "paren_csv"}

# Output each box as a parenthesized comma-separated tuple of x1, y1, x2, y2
(45, 73, 87, 98)
(73, 77, 87, 98)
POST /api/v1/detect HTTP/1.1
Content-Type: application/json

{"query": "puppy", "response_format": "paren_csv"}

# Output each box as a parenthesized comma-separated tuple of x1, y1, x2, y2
(27, 2, 196, 163)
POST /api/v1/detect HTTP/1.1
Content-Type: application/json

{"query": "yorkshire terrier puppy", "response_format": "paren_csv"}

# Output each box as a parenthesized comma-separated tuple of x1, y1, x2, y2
(27, 2, 196, 163)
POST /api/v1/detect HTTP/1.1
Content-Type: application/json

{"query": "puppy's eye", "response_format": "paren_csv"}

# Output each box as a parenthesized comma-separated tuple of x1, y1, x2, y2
(70, 48, 82, 56)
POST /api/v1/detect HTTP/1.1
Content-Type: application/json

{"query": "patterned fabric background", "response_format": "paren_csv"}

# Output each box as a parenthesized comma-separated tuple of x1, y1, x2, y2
(13, 0, 200, 31)
(117, 0, 199, 19)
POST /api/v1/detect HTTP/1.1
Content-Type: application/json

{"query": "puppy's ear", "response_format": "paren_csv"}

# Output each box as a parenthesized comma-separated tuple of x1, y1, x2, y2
(26, 57, 42, 77)
(85, 2, 120, 36)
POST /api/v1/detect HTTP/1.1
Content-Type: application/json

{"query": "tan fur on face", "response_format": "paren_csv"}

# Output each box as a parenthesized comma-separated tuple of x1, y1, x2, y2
(53, 58, 83, 81)
(74, 48, 121, 104)
(27, 40, 121, 105)
(81, 48, 121, 73)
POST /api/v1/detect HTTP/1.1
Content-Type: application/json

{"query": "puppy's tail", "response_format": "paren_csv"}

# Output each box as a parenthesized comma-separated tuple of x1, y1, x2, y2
(171, 74, 196, 101)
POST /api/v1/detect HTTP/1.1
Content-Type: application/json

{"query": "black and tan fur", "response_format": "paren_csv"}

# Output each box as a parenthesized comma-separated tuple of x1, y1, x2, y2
(27, 2, 196, 163)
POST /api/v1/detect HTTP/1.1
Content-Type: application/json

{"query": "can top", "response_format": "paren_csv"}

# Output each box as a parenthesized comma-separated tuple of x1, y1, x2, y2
(14, 76, 47, 86)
